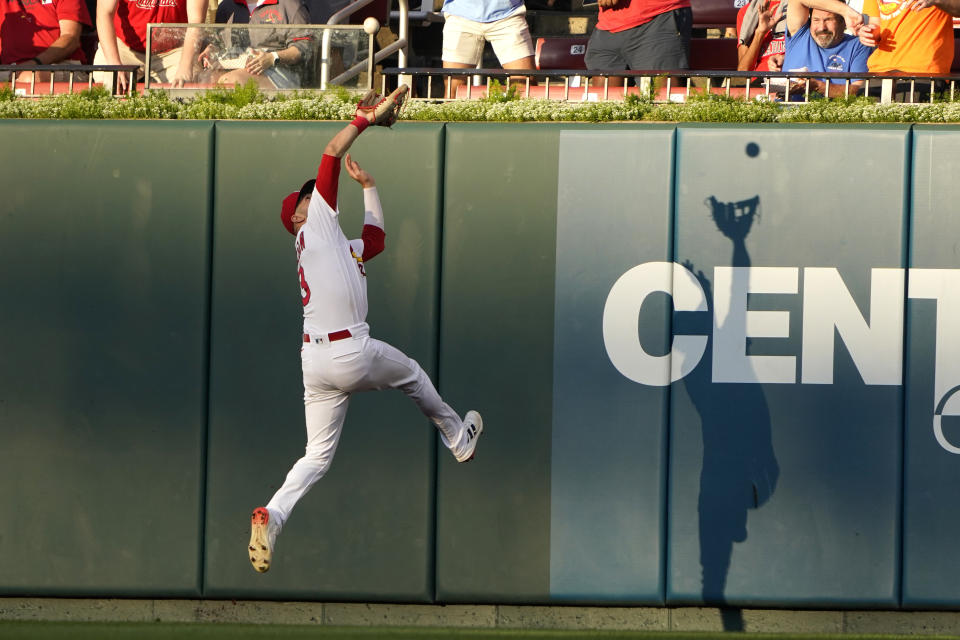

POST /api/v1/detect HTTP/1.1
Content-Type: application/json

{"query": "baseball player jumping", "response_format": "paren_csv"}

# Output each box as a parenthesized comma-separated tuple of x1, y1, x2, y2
(248, 86, 483, 573)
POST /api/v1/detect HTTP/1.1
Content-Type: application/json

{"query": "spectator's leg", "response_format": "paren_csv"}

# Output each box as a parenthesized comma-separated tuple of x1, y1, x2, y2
(92, 40, 146, 93)
(151, 48, 186, 86)
(621, 7, 692, 71)
(441, 14, 485, 98)
(584, 28, 627, 89)
(216, 68, 275, 89)
(487, 11, 536, 90)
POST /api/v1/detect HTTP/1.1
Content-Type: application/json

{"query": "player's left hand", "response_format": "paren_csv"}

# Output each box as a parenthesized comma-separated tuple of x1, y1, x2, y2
(907, 0, 936, 10)
(345, 153, 375, 188)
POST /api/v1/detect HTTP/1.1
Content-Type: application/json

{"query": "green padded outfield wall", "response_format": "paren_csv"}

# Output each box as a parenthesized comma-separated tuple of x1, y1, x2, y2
(202, 122, 445, 601)
(668, 125, 908, 608)
(0, 121, 213, 595)
(903, 126, 960, 607)
(436, 124, 674, 603)
(6, 121, 960, 607)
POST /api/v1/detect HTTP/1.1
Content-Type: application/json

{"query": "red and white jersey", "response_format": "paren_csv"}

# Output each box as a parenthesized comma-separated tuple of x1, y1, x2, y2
(297, 154, 385, 336)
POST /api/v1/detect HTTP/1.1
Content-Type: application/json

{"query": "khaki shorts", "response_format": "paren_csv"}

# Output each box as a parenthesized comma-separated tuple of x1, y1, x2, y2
(442, 10, 534, 66)
(92, 38, 184, 89)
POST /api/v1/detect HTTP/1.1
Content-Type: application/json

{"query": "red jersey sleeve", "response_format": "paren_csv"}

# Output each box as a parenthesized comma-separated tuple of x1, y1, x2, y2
(360, 224, 385, 262)
(316, 154, 340, 210)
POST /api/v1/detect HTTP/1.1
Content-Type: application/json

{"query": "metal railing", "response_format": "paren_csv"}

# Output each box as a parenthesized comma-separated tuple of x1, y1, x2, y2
(382, 67, 960, 105)
(1, 64, 139, 97)
(321, 0, 410, 90)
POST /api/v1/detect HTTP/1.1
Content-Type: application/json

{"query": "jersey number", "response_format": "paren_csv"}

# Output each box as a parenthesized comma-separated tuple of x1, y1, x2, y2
(299, 266, 311, 306)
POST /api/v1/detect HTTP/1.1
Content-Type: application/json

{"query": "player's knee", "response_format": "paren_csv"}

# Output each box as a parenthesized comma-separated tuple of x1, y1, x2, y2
(302, 446, 334, 474)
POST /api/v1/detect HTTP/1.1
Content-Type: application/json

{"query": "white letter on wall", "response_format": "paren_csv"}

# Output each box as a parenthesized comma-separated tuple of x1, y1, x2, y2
(801, 268, 904, 385)
(712, 266, 798, 384)
(603, 261, 708, 387)
(909, 269, 960, 454)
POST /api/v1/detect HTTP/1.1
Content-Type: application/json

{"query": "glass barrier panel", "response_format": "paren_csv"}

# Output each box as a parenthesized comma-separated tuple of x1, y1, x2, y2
(145, 24, 369, 90)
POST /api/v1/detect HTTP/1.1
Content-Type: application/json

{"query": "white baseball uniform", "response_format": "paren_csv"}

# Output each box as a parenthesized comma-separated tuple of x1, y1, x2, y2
(264, 154, 475, 531)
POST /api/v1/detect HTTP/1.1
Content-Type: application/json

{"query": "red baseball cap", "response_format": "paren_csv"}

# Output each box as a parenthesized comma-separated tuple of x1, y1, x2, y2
(280, 191, 299, 235)
(279, 179, 315, 236)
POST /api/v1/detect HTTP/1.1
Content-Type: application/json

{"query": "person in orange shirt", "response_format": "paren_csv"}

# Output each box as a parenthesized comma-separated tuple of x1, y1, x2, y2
(858, 0, 960, 73)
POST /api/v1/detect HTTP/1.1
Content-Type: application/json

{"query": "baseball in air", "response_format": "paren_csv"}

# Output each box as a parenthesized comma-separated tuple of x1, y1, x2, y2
(363, 17, 380, 35)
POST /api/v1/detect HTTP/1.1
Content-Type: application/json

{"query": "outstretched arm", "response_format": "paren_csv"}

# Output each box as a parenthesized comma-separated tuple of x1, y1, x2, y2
(345, 153, 385, 261)
(324, 112, 375, 158)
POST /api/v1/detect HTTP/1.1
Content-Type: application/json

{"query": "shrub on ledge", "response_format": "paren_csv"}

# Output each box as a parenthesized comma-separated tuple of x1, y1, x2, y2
(3, 81, 960, 123)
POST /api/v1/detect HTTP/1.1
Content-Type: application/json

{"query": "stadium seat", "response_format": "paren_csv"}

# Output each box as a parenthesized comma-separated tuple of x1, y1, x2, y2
(535, 37, 588, 70)
(692, 0, 740, 29)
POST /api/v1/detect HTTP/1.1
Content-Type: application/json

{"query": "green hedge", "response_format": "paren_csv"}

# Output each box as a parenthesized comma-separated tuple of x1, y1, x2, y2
(4, 83, 960, 123)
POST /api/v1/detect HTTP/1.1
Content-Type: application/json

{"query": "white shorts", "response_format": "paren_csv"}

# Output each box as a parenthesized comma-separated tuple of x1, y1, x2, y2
(442, 10, 534, 66)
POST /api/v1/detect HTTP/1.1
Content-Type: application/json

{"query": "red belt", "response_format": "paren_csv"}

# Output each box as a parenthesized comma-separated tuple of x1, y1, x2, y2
(303, 330, 352, 344)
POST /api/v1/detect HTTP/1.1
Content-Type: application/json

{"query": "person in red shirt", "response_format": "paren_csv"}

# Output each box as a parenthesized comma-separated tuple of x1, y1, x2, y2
(0, 0, 92, 82)
(93, 0, 208, 92)
(736, 0, 786, 71)
(584, 0, 692, 72)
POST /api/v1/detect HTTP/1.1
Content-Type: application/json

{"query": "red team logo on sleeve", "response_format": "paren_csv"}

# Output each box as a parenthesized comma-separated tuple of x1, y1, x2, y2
(350, 247, 366, 277)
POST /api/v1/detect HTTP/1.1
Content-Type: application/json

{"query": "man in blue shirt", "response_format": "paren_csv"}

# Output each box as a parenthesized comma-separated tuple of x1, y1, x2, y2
(782, 0, 871, 97)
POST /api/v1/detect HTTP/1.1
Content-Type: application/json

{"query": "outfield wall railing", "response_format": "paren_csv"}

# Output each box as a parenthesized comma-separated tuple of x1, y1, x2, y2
(383, 67, 960, 104)
(3, 121, 960, 610)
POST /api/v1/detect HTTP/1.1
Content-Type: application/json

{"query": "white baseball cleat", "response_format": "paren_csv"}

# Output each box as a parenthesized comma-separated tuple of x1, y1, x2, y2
(456, 411, 483, 462)
(248, 507, 280, 573)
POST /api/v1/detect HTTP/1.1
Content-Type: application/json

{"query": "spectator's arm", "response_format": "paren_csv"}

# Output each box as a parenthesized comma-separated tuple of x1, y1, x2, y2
(275, 43, 304, 65)
(812, 78, 864, 96)
(786, 0, 810, 37)
(793, 0, 863, 28)
(282, 5, 313, 65)
(95, 0, 122, 65)
(737, 27, 769, 70)
(910, 0, 960, 15)
(244, 44, 302, 74)
(31, 19, 83, 63)
(171, 0, 209, 86)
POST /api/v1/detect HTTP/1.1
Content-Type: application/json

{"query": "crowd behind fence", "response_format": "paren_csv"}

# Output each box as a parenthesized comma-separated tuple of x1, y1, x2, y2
(3, 8, 960, 105)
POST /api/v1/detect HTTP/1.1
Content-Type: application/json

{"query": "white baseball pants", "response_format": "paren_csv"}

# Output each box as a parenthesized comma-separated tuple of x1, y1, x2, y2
(265, 326, 469, 528)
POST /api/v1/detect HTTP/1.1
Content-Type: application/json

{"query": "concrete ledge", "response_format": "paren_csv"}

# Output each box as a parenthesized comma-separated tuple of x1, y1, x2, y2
(671, 607, 843, 634)
(845, 611, 960, 636)
(498, 605, 667, 631)
(3, 598, 960, 634)
(325, 603, 496, 628)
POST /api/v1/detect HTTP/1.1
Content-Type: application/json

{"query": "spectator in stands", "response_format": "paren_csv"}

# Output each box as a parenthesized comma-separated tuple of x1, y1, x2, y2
(584, 0, 692, 73)
(0, 0, 92, 82)
(440, 0, 535, 96)
(858, 0, 960, 75)
(736, 0, 785, 72)
(93, 0, 208, 91)
(782, 0, 869, 96)
(198, 0, 313, 89)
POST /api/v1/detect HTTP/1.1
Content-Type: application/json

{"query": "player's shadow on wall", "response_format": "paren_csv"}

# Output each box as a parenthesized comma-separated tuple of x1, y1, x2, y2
(677, 194, 779, 632)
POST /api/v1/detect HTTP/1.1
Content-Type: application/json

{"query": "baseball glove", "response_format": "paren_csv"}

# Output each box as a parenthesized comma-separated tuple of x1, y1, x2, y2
(355, 84, 409, 127)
